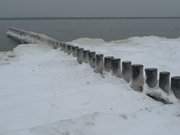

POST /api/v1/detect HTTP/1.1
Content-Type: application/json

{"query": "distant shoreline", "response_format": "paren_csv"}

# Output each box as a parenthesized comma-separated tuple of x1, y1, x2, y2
(1, 17, 180, 20)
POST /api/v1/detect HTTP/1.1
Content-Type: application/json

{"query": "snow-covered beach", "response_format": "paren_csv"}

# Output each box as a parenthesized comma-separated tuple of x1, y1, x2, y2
(0, 35, 180, 135)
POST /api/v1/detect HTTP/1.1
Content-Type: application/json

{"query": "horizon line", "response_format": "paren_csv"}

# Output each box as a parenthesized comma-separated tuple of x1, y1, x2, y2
(1, 17, 180, 20)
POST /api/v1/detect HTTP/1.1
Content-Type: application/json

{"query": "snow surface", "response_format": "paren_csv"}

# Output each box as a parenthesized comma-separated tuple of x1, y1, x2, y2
(0, 36, 180, 135)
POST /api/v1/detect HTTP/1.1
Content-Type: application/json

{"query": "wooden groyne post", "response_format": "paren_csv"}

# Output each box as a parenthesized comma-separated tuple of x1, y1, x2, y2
(171, 76, 180, 99)
(95, 54, 104, 74)
(122, 61, 132, 82)
(77, 48, 84, 64)
(89, 51, 96, 68)
(145, 68, 158, 88)
(104, 56, 114, 72)
(111, 58, 121, 77)
(159, 71, 170, 93)
(131, 64, 144, 92)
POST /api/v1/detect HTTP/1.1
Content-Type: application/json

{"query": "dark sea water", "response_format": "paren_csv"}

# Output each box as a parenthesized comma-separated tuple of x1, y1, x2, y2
(1, 18, 180, 51)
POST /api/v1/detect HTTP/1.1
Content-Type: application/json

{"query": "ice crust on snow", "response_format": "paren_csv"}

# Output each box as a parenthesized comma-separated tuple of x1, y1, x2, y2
(0, 36, 180, 135)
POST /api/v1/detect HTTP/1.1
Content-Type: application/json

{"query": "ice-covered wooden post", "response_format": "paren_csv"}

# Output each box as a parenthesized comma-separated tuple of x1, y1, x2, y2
(61, 43, 64, 51)
(67, 45, 72, 55)
(122, 61, 132, 82)
(131, 64, 144, 92)
(89, 51, 96, 68)
(61, 43, 65, 51)
(67, 45, 70, 54)
(72, 46, 75, 57)
(88, 51, 92, 63)
(70, 46, 73, 54)
(80, 48, 84, 64)
(145, 68, 158, 88)
(52, 41, 58, 49)
(63, 42, 67, 50)
(111, 58, 121, 77)
(82, 50, 86, 62)
(59, 42, 62, 49)
(159, 71, 170, 93)
(56, 41, 60, 49)
(73, 46, 79, 57)
(76, 48, 80, 61)
(82, 50, 89, 63)
(65, 44, 69, 53)
(171, 76, 180, 99)
(77, 48, 84, 64)
(58, 42, 62, 48)
(59, 42, 63, 48)
(70, 46, 73, 55)
(95, 54, 104, 74)
(104, 56, 114, 72)
(85, 50, 90, 63)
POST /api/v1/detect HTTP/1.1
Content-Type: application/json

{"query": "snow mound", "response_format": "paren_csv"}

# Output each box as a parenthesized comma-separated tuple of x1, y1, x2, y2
(71, 38, 106, 45)
(12, 44, 52, 58)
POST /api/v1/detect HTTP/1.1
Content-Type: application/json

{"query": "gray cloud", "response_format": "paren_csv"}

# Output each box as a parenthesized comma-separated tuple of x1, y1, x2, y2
(0, 0, 180, 17)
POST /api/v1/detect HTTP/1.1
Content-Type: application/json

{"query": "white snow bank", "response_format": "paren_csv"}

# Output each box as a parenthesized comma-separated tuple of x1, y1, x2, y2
(69, 36, 180, 76)
(0, 39, 180, 135)
(71, 38, 106, 45)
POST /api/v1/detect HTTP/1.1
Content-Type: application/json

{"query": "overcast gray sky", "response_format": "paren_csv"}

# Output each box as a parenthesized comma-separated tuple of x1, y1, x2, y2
(0, 0, 180, 17)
